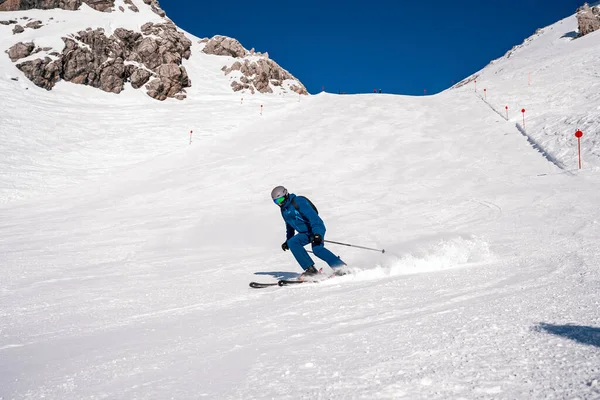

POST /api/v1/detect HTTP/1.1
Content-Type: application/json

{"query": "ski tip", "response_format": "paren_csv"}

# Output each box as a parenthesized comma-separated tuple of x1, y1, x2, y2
(250, 282, 278, 289)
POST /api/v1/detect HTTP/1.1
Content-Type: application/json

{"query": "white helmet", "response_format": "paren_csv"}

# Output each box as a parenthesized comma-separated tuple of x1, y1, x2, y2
(271, 186, 288, 205)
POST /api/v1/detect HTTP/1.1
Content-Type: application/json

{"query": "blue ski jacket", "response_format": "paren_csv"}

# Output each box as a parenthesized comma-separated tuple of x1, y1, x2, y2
(280, 193, 326, 240)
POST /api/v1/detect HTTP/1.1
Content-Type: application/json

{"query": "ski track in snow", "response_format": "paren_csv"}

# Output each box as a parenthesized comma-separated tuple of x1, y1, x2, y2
(1, 6, 600, 400)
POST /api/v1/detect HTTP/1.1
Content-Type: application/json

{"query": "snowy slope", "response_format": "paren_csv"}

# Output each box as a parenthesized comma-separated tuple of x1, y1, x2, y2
(1, 5, 600, 400)
(455, 13, 600, 171)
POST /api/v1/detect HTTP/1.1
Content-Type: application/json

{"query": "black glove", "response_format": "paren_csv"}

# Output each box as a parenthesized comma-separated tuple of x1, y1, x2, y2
(281, 241, 289, 251)
(311, 234, 323, 246)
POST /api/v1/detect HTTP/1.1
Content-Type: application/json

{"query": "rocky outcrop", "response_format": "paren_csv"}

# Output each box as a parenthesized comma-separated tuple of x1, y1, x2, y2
(202, 35, 248, 58)
(0, 0, 115, 11)
(142, 0, 165, 17)
(576, 3, 600, 37)
(223, 57, 308, 95)
(7, 41, 35, 61)
(2, 1, 308, 98)
(12, 22, 192, 100)
(202, 35, 308, 95)
(141, 22, 192, 64)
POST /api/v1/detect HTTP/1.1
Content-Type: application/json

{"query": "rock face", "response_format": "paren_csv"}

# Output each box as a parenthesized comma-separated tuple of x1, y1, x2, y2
(202, 35, 308, 95)
(577, 3, 600, 37)
(202, 35, 248, 58)
(146, 63, 190, 100)
(0, 0, 115, 12)
(12, 22, 192, 100)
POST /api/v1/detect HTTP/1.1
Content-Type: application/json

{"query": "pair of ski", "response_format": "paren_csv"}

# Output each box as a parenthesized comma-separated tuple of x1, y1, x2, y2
(250, 272, 342, 289)
(249, 279, 306, 289)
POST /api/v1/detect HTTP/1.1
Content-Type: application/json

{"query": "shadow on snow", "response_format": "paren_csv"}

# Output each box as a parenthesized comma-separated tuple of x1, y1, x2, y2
(560, 31, 578, 39)
(254, 271, 300, 280)
(534, 323, 600, 348)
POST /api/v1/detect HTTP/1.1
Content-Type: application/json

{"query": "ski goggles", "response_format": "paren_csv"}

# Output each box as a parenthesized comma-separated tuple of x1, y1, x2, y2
(273, 196, 286, 205)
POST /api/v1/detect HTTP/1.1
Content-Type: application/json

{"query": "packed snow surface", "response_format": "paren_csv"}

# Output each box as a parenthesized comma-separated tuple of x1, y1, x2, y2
(1, 5, 599, 400)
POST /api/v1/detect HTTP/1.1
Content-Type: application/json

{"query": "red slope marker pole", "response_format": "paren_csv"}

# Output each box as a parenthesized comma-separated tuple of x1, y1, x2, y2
(189, 130, 193, 145)
(505, 106, 508, 120)
(474, 79, 477, 92)
(260, 104, 263, 115)
(521, 109, 526, 129)
(484, 88, 487, 100)
(575, 130, 583, 169)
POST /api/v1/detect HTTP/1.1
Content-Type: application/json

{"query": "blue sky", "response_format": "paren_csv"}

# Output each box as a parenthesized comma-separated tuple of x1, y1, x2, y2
(160, 0, 584, 95)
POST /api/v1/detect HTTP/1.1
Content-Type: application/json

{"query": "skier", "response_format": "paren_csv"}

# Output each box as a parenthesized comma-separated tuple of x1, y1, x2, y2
(271, 186, 346, 278)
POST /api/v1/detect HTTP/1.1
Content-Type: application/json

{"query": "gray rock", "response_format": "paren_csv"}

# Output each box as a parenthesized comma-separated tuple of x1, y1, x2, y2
(577, 3, 600, 37)
(9, 23, 192, 99)
(140, 22, 192, 66)
(130, 68, 152, 89)
(123, 0, 138, 12)
(84, 0, 114, 11)
(0, 20, 18, 25)
(98, 58, 125, 93)
(202, 35, 248, 58)
(222, 56, 307, 95)
(231, 81, 248, 92)
(25, 20, 42, 29)
(142, 0, 165, 17)
(8, 41, 35, 61)
(12, 24, 24, 34)
(0, 0, 115, 11)
(16, 57, 62, 90)
(145, 63, 190, 100)
(7, 21, 191, 99)
(253, 71, 272, 93)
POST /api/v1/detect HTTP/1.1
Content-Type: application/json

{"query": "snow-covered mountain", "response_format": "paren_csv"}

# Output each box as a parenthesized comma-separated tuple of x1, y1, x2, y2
(0, 0, 307, 100)
(1, 4, 599, 400)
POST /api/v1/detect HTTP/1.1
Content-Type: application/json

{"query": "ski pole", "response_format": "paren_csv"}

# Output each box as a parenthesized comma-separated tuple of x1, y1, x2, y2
(324, 240, 385, 253)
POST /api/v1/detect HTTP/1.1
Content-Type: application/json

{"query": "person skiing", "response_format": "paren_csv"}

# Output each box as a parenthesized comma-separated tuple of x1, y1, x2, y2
(271, 186, 346, 278)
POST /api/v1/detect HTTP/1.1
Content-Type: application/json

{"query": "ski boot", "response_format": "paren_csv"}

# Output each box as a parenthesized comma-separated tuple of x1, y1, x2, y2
(299, 265, 320, 281)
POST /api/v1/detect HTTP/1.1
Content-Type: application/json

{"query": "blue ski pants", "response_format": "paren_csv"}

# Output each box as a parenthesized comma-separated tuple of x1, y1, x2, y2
(287, 233, 345, 270)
